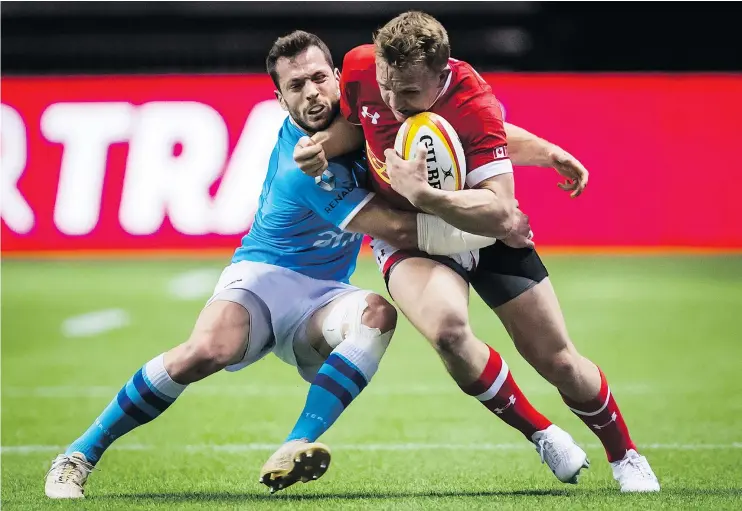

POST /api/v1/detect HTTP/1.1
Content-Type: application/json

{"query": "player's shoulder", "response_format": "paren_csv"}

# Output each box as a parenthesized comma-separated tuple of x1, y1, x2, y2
(435, 59, 504, 131)
(446, 58, 499, 110)
(341, 44, 376, 81)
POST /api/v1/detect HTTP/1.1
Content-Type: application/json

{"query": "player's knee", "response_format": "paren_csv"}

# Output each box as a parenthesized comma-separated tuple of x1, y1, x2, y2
(171, 311, 250, 380)
(164, 338, 224, 383)
(541, 348, 580, 385)
(432, 318, 471, 356)
(194, 332, 245, 367)
(361, 294, 397, 335)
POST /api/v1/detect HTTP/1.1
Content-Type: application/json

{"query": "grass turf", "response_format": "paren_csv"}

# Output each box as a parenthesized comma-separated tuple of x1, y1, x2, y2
(2, 255, 741, 509)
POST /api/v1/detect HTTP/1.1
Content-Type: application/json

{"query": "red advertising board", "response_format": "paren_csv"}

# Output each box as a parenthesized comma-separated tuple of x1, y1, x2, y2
(2, 74, 741, 255)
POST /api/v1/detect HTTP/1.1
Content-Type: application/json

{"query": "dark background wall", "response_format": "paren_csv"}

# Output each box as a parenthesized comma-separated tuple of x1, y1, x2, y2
(2, 1, 741, 75)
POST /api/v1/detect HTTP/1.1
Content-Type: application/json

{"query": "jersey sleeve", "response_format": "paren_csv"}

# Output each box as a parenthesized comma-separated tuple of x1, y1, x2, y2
(459, 95, 514, 189)
(339, 45, 375, 124)
(294, 160, 375, 230)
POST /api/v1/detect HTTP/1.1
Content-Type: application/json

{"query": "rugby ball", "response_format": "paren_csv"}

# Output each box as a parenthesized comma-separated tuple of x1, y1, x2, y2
(394, 112, 466, 191)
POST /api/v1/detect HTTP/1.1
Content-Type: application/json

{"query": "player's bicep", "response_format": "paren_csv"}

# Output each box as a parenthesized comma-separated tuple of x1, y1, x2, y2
(473, 172, 515, 200)
(461, 100, 514, 188)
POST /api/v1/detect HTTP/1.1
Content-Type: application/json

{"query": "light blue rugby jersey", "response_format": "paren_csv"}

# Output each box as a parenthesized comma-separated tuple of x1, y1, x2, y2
(232, 117, 374, 284)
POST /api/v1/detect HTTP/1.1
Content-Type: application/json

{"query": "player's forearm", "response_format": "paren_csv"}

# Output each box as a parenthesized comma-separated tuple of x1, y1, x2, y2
(310, 116, 364, 159)
(345, 197, 496, 255)
(345, 199, 418, 250)
(366, 215, 418, 250)
(504, 122, 557, 167)
(414, 187, 516, 239)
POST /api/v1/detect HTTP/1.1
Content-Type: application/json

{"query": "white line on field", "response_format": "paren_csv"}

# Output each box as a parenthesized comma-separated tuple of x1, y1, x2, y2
(61, 309, 130, 338)
(2, 383, 657, 398)
(3, 442, 741, 455)
(167, 268, 221, 301)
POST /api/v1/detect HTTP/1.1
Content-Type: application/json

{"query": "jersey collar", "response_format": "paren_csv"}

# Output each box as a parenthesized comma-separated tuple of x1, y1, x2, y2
(430, 65, 453, 109)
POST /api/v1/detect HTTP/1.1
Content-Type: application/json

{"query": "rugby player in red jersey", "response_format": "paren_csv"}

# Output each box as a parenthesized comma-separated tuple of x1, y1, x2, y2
(294, 12, 659, 492)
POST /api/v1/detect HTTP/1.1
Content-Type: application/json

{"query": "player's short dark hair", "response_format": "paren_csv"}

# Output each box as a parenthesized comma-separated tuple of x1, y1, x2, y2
(374, 11, 450, 72)
(266, 31, 334, 90)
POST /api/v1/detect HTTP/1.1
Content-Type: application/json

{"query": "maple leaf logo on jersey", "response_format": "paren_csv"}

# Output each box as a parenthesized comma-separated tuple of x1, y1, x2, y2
(361, 106, 380, 125)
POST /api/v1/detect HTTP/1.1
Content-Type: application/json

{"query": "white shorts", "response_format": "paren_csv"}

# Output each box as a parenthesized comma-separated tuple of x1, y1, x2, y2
(369, 238, 479, 277)
(206, 261, 358, 378)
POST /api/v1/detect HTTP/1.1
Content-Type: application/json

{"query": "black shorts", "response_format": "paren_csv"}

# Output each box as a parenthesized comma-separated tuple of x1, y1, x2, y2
(384, 243, 548, 309)
(470, 243, 549, 309)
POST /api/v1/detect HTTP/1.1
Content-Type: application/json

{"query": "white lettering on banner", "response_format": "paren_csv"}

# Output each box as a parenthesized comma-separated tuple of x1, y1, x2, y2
(41, 103, 134, 235)
(121, 102, 229, 235)
(212, 100, 287, 234)
(1, 104, 34, 234)
(15, 99, 290, 238)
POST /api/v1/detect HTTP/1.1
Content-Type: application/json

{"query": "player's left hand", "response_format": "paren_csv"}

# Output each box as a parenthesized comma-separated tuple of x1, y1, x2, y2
(549, 147, 589, 198)
(384, 144, 430, 204)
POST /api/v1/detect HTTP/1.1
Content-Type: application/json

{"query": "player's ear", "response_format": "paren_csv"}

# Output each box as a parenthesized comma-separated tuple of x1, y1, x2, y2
(437, 68, 451, 88)
(333, 69, 341, 96)
(274, 90, 288, 111)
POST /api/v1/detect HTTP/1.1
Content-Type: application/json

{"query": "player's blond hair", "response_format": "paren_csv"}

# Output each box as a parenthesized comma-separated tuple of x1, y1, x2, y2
(373, 11, 450, 72)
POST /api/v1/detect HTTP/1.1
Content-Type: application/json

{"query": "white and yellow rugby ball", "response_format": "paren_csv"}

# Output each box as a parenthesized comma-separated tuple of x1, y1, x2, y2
(394, 112, 466, 191)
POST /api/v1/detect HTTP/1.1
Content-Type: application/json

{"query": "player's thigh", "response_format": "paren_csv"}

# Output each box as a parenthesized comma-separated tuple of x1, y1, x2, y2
(189, 289, 273, 366)
(493, 277, 575, 364)
(191, 298, 251, 361)
(387, 256, 472, 346)
(181, 261, 281, 372)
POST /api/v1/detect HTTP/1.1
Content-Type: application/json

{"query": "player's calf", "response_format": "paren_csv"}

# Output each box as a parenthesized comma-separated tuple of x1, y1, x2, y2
(287, 291, 395, 443)
(45, 298, 255, 499)
(262, 292, 395, 493)
(45, 353, 187, 498)
(496, 279, 657, 487)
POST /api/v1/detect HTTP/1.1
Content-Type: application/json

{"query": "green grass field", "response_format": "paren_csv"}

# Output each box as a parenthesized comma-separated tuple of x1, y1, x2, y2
(2, 255, 742, 510)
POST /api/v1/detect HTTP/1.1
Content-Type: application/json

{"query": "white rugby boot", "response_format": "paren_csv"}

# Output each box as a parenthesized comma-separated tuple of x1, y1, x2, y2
(611, 449, 660, 492)
(259, 439, 331, 494)
(45, 452, 94, 499)
(532, 425, 590, 484)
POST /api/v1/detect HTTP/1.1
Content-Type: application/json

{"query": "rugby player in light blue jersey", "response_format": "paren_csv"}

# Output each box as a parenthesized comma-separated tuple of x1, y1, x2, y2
(44, 31, 503, 499)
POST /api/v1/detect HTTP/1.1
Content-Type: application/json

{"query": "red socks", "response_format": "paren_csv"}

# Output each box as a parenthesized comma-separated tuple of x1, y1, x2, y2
(561, 367, 636, 462)
(461, 346, 552, 440)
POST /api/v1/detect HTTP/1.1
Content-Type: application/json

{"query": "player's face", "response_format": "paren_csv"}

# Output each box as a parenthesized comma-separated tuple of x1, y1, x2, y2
(376, 59, 448, 121)
(275, 46, 341, 133)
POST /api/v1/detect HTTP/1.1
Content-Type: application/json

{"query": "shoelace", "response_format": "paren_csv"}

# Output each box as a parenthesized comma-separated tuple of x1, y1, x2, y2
(49, 456, 95, 485)
(617, 455, 653, 480)
(536, 437, 567, 465)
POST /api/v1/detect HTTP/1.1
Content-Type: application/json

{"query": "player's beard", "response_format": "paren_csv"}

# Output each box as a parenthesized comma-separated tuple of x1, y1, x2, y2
(292, 100, 340, 134)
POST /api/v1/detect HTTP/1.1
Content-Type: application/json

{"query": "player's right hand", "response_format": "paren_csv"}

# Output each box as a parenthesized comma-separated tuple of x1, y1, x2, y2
(500, 209, 535, 249)
(294, 136, 328, 177)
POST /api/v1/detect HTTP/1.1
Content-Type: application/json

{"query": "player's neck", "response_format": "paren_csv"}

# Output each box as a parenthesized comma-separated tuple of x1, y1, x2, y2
(289, 116, 315, 137)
